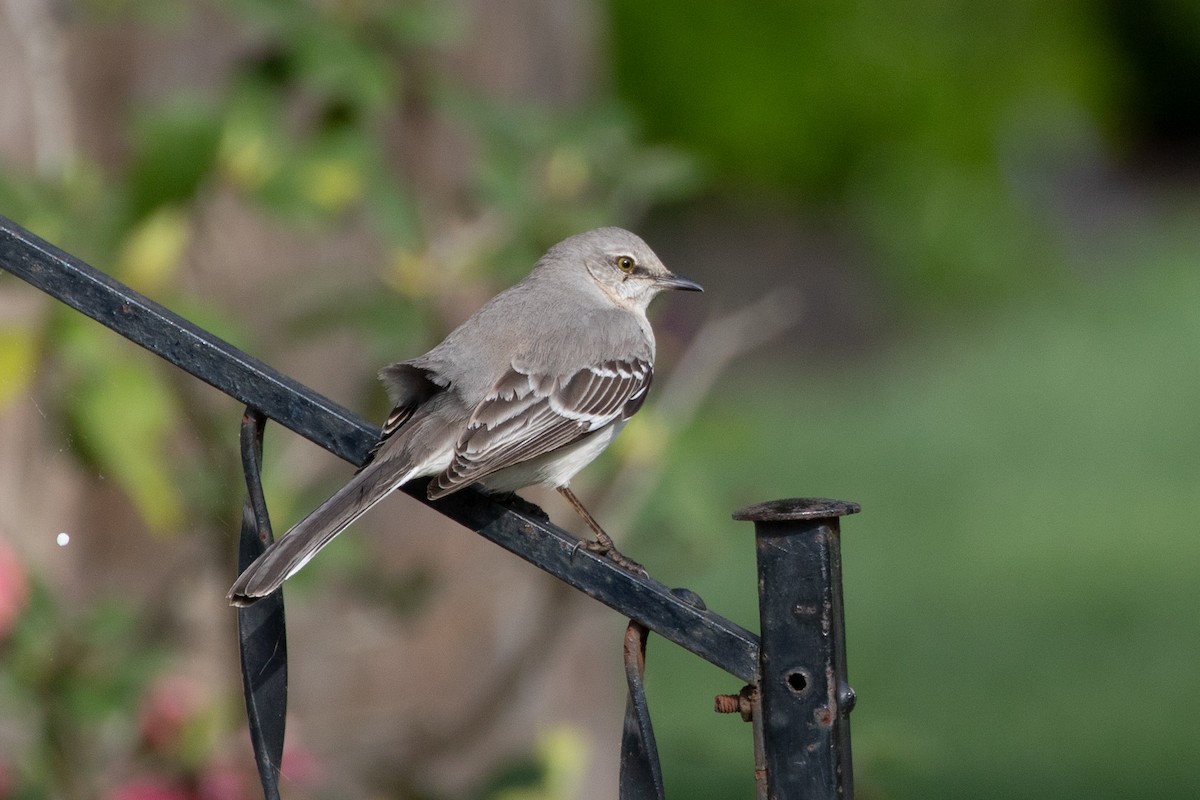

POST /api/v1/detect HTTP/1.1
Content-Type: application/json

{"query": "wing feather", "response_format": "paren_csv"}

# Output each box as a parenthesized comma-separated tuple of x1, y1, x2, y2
(427, 358, 652, 498)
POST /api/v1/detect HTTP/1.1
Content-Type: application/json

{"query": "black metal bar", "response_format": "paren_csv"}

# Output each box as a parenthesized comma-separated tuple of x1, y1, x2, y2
(734, 498, 858, 800)
(236, 409, 287, 800)
(0, 215, 760, 681)
(620, 621, 664, 800)
(0, 215, 376, 464)
(426, 482, 759, 681)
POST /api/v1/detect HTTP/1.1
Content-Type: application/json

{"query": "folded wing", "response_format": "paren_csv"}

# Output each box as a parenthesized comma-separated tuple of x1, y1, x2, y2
(427, 358, 652, 498)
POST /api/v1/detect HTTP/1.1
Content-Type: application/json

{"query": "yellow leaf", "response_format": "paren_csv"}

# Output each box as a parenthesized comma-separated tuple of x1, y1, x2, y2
(72, 353, 185, 532)
(544, 147, 590, 199)
(300, 157, 363, 212)
(218, 125, 281, 190)
(538, 726, 588, 797)
(495, 725, 588, 800)
(384, 247, 435, 299)
(116, 207, 190, 294)
(613, 411, 668, 466)
(0, 327, 37, 411)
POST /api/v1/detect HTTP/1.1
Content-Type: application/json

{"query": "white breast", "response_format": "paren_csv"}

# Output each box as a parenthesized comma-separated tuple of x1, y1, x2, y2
(479, 420, 626, 493)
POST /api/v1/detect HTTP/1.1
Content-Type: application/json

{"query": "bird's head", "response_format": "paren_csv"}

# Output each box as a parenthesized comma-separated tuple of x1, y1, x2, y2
(542, 227, 703, 313)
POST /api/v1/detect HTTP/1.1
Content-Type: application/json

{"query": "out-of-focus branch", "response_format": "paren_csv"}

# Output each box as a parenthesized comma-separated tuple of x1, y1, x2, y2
(594, 288, 804, 534)
(2, 0, 76, 175)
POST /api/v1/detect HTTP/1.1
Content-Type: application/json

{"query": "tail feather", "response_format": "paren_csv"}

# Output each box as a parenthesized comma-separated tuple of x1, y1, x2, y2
(228, 457, 418, 605)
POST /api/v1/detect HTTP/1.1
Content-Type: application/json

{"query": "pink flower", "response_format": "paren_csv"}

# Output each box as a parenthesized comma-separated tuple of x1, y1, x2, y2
(281, 743, 323, 786)
(138, 675, 204, 752)
(0, 536, 30, 641)
(196, 763, 248, 800)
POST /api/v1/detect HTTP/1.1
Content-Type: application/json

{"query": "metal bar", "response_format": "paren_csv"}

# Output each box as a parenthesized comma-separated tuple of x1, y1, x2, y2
(0, 215, 760, 681)
(619, 621, 664, 800)
(425, 480, 759, 681)
(734, 498, 859, 800)
(236, 409, 287, 800)
(0, 215, 375, 464)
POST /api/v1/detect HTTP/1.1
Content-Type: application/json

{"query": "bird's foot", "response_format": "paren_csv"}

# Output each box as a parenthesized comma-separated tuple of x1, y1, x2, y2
(572, 531, 648, 577)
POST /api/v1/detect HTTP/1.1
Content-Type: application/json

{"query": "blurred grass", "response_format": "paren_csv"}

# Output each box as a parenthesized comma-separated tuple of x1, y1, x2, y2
(636, 220, 1200, 799)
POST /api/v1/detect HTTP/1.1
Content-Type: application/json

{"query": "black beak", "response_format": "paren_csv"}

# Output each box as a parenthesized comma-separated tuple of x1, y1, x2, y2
(658, 272, 704, 292)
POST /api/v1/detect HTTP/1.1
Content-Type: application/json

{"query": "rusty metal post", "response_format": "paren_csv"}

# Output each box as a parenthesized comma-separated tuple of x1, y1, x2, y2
(734, 498, 859, 800)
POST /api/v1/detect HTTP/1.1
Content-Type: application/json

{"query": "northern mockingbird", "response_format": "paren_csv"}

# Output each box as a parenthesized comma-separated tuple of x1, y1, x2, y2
(229, 227, 702, 605)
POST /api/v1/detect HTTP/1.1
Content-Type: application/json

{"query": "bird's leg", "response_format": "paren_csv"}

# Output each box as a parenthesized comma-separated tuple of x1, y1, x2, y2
(557, 486, 646, 575)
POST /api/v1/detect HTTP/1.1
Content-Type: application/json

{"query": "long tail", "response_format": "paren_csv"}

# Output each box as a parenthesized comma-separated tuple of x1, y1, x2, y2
(228, 456, 419, 606)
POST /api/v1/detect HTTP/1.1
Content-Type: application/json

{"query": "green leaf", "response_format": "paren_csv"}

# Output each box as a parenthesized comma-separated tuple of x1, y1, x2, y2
(290, 21, 394, 112)
(126, 99, 222, 221)
(59, 325, 185, 532)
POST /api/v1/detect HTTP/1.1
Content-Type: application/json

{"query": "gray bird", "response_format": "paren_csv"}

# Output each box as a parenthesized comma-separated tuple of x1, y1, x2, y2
(228, 227, 702, 605)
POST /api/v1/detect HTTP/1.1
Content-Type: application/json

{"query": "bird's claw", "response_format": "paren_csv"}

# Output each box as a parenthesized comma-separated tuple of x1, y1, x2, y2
(574, 537, 648, 577)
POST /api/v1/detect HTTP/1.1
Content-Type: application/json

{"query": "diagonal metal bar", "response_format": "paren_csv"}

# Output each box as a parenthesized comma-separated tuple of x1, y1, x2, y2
(0, 215, 375, 463)
(422, 479, 758, 681)
(0, 215, 760, 682)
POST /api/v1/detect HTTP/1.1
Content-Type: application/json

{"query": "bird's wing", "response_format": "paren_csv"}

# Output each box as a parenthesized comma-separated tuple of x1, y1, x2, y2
(427, 357, 653, 498)
(357, 401, 420, 472)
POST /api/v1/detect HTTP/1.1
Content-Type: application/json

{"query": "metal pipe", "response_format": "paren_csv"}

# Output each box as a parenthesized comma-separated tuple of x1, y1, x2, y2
(734, 498, 859, 800)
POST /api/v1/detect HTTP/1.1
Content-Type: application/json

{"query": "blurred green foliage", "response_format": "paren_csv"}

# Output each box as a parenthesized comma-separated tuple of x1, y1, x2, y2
(0, 0, 698, 538)
(1, 583, 163, 797)
(613, 0, 1120, 188)
(610, 0, 1122, 301)
(0, 0, 699, 797)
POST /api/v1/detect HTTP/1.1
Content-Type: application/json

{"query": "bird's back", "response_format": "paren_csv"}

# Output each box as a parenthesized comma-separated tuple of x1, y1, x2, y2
(409, 276, 653, 402)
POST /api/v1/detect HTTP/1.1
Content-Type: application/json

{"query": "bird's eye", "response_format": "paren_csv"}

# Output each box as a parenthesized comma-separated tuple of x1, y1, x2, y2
(616, 256, 636, 273)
